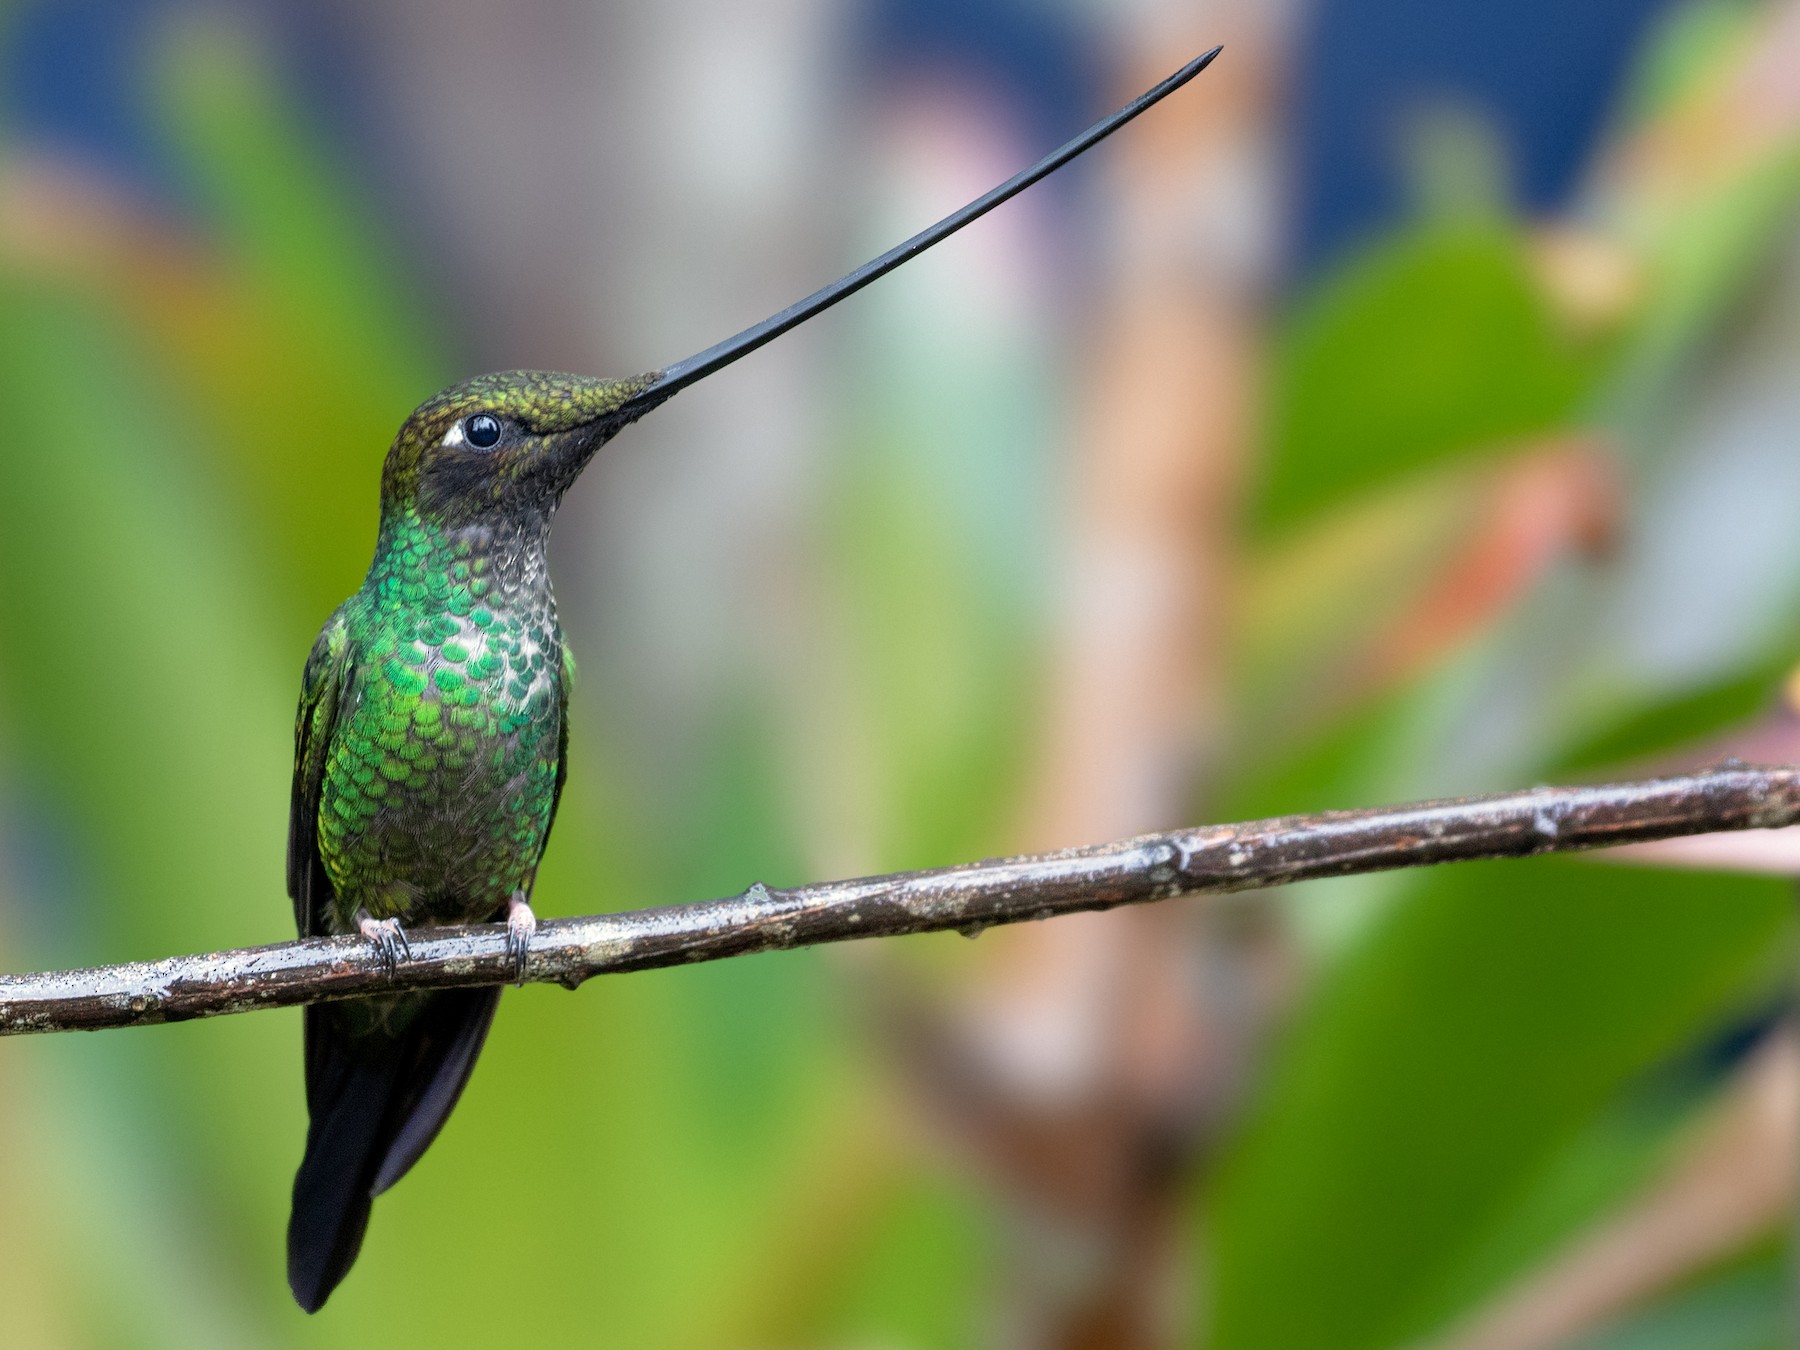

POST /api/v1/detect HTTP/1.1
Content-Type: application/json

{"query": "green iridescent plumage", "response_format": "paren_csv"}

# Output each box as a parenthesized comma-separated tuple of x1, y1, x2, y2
(285, 369, 654, 1312)
(303, 529, 568, 927)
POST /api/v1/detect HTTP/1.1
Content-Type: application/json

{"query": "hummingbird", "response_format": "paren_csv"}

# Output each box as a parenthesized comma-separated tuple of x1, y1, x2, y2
(284, 46, 1220, 1312)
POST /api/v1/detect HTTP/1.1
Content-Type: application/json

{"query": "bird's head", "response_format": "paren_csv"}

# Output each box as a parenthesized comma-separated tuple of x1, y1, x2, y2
(379, 369, 662, 526)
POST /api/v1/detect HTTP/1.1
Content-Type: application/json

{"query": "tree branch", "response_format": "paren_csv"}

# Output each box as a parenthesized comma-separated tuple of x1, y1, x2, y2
(3, 765, 1796, 1036)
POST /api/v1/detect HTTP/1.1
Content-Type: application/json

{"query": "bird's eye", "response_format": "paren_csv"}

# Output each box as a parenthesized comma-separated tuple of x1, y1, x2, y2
(465, 414, 502, 449)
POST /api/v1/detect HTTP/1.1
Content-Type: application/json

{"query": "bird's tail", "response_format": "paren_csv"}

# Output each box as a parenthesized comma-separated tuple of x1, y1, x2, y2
(287, 985, 501, 1312)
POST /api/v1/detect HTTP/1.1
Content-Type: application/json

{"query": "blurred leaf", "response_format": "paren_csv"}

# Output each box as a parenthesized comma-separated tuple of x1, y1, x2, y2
(1397, 102, 1512, 224)
(1607, 151, 1800, 443)
(1215, 683, 1424, 827)
(1256, 222, 1605, 534)
(144, 16, 447, 627)
(1567, 1240, 1787, 1350)
(0, 272, 298, 1341)
(151, 18, 441, 397)
(1419, 1002, 1783, 1330)
(1233, 461, 1487, 759)
(1235, 440, 1617, 767)
(1619, 0, 1764, 126)
(1206, 858, 1790, 1350)
(1548, 660, 1789, 777)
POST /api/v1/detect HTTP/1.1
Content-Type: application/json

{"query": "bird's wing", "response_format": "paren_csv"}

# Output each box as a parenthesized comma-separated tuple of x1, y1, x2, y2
(287, 608, 354, 937)
(538, 644, 574, 862)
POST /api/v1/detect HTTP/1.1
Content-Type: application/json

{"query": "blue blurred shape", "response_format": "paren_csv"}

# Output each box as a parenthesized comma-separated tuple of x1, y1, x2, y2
(1289, 0, 1674, 279)
(858, 0, 1097, 147)
(3, 0, 185, 203)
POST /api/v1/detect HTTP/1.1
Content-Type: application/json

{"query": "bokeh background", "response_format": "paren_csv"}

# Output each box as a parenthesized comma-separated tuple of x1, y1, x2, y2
(2, 0, 1799, 1346)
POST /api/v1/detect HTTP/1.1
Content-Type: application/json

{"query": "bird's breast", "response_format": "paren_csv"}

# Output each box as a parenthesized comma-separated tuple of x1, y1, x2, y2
(316, 586, 565, 927)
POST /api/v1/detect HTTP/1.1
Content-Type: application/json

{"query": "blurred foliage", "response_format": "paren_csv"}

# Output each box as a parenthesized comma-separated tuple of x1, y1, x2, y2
(1209, 861, 1788, 1348)
(1566, 1240, 1789, 1350)
(1203, 4, 1800, 1346)
(0, 2, 1798, 1348)
(1255, 223, 1604, 534)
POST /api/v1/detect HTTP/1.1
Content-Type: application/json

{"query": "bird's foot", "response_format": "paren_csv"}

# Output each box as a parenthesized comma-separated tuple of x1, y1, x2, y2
(505, 892, 538, 985)
(356, 910, 410, 977)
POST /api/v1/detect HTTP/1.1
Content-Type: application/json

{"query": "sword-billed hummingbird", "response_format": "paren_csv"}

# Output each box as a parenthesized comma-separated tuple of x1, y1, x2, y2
(285, 46, 1220, 1312)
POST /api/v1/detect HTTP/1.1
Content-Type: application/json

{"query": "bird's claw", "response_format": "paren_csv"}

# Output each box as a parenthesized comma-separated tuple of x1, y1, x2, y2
(505, 893, 538, 985)
(357, 912, 410, 977)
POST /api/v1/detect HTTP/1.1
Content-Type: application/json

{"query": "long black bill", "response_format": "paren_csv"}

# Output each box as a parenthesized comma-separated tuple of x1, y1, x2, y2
(613, 44, 1222, 422)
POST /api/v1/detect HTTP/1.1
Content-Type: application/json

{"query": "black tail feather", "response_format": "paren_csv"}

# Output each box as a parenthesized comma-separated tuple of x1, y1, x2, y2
(287, 986, 502, 1312)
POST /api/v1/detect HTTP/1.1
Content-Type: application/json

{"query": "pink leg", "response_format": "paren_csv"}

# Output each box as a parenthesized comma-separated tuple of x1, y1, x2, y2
(505, 891, 538, 984)
(355, 908, 410, 976)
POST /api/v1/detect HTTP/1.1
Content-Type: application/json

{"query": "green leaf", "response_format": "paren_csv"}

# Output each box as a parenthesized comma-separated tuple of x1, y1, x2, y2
(1257, 222, 1603, 534)
(1207, 858, 1791, 1350)
(1548, 661, 1789, 778)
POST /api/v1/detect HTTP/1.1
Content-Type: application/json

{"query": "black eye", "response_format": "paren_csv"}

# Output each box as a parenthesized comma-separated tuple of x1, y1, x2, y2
(465, 414, 502, 449)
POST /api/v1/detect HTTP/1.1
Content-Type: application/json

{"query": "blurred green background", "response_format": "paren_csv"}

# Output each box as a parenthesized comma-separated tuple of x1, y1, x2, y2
(2, 1, 1800, 1346)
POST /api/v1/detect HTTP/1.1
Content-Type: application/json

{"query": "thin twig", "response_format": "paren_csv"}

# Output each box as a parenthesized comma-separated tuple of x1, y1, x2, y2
(2, 765, 1796, 1036)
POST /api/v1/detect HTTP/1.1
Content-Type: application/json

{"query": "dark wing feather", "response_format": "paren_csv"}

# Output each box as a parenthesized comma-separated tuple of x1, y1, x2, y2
(287, 609, 353, 938)
(538, 650, 573, 859)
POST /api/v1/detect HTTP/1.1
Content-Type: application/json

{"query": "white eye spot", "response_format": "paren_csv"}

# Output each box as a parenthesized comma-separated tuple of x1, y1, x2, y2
(441, 421, 467, 448)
